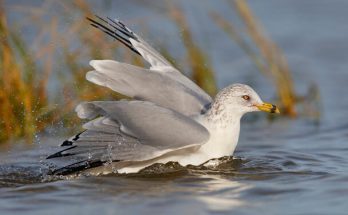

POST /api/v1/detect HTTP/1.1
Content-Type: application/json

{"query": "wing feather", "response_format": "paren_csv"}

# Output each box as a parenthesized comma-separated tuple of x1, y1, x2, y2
(86, 16, 213, 115)
(46, 101, 209, 175)
(75, 100, 209, 147)
(87, 60, 211, 115)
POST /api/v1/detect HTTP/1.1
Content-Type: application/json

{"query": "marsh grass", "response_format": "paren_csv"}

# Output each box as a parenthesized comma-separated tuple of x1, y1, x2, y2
(168, 5, 217, 97)
(0, 0, 315, 142)
(0, 9, 50, 141)
(0, 1, 127, 142)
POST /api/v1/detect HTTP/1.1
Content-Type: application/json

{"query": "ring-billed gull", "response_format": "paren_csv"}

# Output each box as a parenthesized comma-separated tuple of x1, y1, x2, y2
(47, 16, 279, 175)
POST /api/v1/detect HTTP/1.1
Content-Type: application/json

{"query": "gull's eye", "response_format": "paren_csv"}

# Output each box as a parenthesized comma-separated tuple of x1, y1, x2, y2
(242, 95, 250, 101)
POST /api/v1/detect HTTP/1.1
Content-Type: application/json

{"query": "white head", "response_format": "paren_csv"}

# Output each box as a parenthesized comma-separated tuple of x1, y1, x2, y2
(207, 84, 279, 120)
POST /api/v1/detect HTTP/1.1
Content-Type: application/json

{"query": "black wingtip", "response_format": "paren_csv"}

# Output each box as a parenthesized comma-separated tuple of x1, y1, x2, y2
(59, 131, 84, 147)
(86, 15, 141, 56)
(48, 160, 105, 175)
(61, 140, 73, 146)
(48, 159, 122, 176)
(46, 153, 60, 159)
(46, 146, 77, 159)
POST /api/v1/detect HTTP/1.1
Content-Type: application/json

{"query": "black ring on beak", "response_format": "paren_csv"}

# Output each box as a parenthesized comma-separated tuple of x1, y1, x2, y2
(270, 104, 277, 113)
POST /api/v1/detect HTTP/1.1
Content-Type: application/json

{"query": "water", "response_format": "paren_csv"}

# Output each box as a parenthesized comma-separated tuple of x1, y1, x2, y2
(1, 0, 348, 214)
(1, 122, 347, 215)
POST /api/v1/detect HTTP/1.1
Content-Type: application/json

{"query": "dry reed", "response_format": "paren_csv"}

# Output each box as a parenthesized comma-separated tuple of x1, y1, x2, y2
(0, 6, 49, 141)
(168, 5, 217, 97)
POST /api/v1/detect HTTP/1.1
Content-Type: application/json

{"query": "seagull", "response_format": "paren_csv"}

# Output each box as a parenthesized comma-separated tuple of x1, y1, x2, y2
(46, 16, 279, 175)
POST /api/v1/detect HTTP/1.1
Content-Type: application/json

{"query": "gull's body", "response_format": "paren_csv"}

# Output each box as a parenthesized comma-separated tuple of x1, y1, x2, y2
(47, 16, 279, 175)
(116, 111, 241, 174)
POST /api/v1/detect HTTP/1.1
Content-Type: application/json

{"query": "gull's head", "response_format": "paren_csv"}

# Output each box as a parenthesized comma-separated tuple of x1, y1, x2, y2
(211, 84, 280, 117)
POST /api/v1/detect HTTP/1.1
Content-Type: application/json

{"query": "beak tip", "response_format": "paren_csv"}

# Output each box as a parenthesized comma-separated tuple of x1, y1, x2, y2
(270, 104, 280, 114)
(256, 103, 280, 114)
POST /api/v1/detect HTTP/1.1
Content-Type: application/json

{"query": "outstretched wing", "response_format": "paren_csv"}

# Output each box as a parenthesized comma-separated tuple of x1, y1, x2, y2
(86, 16, 212, 115)
(87, 15, 173, 70)
(46, 101, 209, 175)
(75, 100, 209, 147)
(87, 60, 211, 115)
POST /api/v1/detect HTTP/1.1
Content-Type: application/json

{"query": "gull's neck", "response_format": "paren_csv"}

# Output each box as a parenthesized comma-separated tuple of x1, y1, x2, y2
(197, 101, 243, 159)
(204, 102, 243, 128)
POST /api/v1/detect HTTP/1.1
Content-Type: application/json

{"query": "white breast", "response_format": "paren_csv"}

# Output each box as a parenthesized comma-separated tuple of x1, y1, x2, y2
(163, 116, 241, 166)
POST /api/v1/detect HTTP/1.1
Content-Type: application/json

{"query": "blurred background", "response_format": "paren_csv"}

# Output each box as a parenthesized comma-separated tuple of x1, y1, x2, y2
(0, 1, 348, 214)
(1, 0, 337, 143)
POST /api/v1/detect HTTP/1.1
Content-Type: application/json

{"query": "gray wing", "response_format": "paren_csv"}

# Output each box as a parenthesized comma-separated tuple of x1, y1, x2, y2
(46, 101, 209, 175)
(87, 16, 212, 115)
(75, 100, 209, 147)
(87, 60, 211, 116)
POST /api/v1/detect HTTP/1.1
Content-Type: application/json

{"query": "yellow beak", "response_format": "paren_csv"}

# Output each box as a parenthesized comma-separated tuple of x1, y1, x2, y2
(256, 102, 280, 114)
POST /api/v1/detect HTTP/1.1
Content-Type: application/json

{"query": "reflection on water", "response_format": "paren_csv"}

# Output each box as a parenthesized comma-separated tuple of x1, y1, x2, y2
(192, 175, 250, 211)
